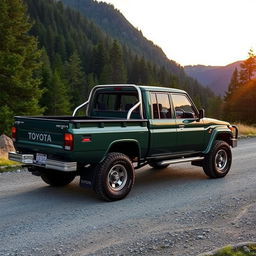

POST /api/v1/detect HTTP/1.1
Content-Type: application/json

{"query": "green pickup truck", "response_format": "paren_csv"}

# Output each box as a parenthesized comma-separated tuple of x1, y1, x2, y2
(9, 84, 238, 201)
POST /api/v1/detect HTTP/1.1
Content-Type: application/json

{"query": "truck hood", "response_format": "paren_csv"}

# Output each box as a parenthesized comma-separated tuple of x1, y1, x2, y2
(203, 118, 230, 126)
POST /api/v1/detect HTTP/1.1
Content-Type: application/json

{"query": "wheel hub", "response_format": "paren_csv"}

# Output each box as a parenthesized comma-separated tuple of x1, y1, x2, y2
(215, 149, 228, 172)
(107, 164, 128, 191)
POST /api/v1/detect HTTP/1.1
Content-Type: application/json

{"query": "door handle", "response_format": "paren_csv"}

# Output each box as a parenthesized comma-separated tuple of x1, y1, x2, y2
(179, 124, 185, 128)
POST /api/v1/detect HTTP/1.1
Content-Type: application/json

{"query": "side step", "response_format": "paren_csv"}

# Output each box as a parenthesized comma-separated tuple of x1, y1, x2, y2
(161, 156, 204, 165)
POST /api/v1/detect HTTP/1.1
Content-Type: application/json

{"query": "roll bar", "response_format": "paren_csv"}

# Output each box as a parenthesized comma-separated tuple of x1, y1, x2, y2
(72, 84, 144, 119)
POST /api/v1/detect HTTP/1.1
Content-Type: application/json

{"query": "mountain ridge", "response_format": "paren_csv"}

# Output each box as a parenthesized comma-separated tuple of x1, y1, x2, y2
(184, 61, 242, 96)
(60, 0, 183, 76)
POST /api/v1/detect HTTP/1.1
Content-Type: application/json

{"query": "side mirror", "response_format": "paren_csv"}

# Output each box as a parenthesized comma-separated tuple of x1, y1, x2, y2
(199, 109, 205, 120)
(182, 111, 195, 119)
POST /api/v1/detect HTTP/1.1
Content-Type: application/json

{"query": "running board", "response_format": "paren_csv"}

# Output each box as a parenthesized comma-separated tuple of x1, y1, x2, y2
(161, 156, 204, 165)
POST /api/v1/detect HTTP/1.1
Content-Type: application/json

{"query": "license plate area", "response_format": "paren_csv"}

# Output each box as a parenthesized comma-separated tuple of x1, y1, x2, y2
(35, 153, 47, 165)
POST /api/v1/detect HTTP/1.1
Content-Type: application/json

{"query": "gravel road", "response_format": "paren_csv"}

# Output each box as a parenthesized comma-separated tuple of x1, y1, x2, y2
(0, 138, 256, 256)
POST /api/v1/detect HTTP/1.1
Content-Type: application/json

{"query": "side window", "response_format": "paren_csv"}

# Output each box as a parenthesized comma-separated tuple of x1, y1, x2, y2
(150, 92, 172, 119)
(172, 94, 197, 119)
(151, 93, 159, 118)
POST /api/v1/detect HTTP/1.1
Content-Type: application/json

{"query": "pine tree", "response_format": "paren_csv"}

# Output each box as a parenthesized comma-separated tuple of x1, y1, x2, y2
(158, 67, 168, 86)
(110, 40, 127, 83)
(55, 35, 67, 61)
(99, 64, 112, 85)
(65, 51, 86, 109)
(129, 55, 140, 84)
(239, 49, 256, 84)
(225, 68, 240, 100)
(169, 74, 178, 88)
(224, 50, 256, 122)
(0, 106, 14, 136)
(207, 96, 223, 119)
(46, 71, 70, 115)
(146, 61, 155, 85)
(93, 42, 108, 78)
(0, 0, 43, 134)
(52, 53, 64, 75)
(87, 73, 98, 96)
(39, 48, 52, 111)
(46, 26, 55, 61)
(138, 57, 148, 84)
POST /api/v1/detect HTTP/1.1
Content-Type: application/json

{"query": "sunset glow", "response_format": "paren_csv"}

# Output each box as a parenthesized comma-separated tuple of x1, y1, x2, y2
(97, 0, 256, 66)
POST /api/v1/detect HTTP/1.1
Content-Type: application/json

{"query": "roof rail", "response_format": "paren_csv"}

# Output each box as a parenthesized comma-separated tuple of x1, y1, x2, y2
(72, 84, 143, 120)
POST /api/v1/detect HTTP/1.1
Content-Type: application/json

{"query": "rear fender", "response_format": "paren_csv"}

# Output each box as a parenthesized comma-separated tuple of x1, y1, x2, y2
(102, 139, 141, 162)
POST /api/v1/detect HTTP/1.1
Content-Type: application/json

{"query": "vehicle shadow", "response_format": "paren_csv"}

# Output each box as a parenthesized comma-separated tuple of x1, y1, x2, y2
(132, 163, 230, 197)
(135, 164, 207, 186)
(1, 164, 228, 207)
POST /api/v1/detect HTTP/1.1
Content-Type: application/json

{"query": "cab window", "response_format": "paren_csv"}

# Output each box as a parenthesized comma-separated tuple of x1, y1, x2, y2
(151, 93, 172, 119)
(172, 94, 197, 119)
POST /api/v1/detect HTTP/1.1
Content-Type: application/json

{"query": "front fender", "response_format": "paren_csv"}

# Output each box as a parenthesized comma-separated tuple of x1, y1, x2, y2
(203, 127, 233, 154)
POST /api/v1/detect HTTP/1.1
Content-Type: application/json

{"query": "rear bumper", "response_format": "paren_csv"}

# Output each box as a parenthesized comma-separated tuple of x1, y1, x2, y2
(8, 152, 77, 172)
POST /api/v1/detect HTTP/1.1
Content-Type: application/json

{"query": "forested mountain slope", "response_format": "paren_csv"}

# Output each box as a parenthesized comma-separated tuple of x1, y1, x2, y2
(60, 0, 182, 75)
(25, 0, 221, 116)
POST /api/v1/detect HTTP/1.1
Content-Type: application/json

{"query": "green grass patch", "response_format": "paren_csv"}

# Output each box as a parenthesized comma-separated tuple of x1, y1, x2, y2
(0, 166, 22, 173)
(212, 244, 256, 256)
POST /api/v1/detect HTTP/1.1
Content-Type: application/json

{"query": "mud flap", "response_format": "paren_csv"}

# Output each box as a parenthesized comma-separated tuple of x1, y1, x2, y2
(27, 166, 42, 176)
(80, 166, 95, 189)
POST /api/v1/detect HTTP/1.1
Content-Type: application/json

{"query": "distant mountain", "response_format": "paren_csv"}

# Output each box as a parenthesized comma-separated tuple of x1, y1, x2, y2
(184, 61, 242, 97)
(60, 0, 183, 76)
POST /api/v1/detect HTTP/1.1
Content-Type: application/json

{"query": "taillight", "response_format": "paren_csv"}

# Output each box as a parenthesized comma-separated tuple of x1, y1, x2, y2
(12, 127, 16, 142)
(64, 133, 73, 151)
(82, 136, 91, 142)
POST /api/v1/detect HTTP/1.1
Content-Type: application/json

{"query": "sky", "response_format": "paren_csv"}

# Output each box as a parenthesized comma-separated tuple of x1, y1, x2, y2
(97, 0, 256, 66)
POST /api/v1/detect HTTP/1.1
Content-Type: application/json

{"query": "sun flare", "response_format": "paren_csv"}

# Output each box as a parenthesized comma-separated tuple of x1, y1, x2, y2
(98, 0, 256, 66)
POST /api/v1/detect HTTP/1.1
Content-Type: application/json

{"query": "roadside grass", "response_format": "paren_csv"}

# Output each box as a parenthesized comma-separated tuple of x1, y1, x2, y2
(208, 244, 256, 256)
(0, 158, 19, 167)
(235, 123, 256, 137)
(0, 158, 21, 173)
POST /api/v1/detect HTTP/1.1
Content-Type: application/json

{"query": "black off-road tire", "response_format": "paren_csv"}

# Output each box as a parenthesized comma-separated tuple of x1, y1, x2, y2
(203, 140, 232, 178)
(41, 170, 76, 186)
(93, 152, 135, 201)
(149, 161, 169, 169)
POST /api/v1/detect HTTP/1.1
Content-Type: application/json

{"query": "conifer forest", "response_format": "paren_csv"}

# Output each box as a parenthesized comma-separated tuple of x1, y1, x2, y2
(0, 0, 255, 135)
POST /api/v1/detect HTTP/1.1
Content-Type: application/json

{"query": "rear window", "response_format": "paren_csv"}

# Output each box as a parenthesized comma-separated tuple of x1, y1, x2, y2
(91, 91, 139, 118)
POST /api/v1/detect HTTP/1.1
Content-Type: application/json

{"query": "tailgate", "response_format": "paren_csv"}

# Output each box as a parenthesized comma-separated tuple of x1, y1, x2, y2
(14, 117, 70, 151)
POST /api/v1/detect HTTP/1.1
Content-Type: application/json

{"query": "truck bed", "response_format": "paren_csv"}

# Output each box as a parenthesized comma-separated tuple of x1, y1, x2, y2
(13, 115, 149, 163)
